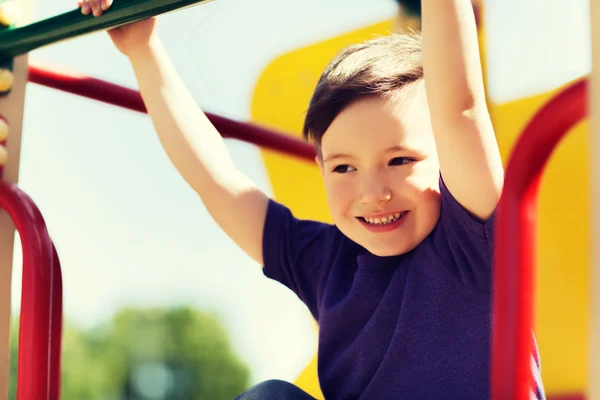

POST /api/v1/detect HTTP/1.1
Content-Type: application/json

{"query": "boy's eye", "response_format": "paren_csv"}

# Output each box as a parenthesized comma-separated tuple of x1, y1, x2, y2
(332, 164, 356, 173)
(389, 157, 414, 166)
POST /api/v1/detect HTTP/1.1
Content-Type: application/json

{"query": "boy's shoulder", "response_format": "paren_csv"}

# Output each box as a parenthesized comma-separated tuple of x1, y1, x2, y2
(424, 175, 497, 292)
(262, 198, 361, 319)
(435, 174, 496, 241)
(263, 198, 353, 263)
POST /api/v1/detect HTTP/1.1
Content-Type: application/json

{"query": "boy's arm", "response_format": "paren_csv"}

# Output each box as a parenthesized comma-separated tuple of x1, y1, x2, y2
(129, 36, 269, 265)
(421, 0, 504, 220)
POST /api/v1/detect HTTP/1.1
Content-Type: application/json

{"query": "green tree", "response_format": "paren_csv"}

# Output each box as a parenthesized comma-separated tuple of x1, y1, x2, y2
(8, 316, 17, 400)
(9, 316, 105, 399)
(9, 307, 250, 400)
(87, 306, 251, 400)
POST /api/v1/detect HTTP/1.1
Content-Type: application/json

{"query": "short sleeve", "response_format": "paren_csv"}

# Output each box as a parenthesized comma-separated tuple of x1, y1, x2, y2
(431, 175, 497, 292)
(262, 199, 336, 319)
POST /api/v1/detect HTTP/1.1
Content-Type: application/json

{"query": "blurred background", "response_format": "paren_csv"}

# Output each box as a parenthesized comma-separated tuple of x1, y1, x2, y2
(4, 0, 593, 398)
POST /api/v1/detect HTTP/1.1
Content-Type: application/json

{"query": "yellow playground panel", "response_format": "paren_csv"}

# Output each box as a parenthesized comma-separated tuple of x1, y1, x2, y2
(250, 8, 590, 400)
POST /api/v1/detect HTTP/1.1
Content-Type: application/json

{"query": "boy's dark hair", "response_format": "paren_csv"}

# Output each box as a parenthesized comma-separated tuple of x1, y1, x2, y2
(302, 32, 423, 151)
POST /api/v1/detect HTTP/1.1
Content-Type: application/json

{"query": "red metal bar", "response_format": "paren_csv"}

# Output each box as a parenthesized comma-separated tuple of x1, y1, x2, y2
(491, 78, 588, 400)
(0, 181, 63, 399)
(48, 242, 63, 398)
(0, 114, 7, 179)
(26, 64, 317, 162)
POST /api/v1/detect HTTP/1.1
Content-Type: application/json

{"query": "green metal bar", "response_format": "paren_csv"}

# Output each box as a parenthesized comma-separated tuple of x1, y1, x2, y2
(0, 0, 213, 62)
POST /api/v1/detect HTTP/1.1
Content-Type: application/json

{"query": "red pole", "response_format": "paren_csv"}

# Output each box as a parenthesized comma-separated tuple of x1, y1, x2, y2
(0, 181, 62, 400)
(27, 64, 317, 162)
(491, 78, 588, 399)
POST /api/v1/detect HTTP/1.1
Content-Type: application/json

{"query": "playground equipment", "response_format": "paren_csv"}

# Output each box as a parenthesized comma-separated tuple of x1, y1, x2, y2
(0, 0, 216, 60)
(0, 182, 62, 399)
(492, 78, 589, 399)
(0, 0, 598, 399)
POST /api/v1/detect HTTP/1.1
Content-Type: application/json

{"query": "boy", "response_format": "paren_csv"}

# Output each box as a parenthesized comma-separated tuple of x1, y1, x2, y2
(79, 0, 545, 398)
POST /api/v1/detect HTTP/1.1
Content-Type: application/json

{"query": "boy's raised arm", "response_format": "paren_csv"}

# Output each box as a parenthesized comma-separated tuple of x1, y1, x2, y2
(79, 0, 271, 266)
(421, 0, 504, 220)
(128, 36, 269, 265)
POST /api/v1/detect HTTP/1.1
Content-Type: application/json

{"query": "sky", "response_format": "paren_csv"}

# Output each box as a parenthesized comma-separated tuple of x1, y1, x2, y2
(6, 0, 591, 388)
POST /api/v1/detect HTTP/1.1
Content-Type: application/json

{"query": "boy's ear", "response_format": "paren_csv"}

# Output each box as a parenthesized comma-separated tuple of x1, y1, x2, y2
(315, 155, 324, 175)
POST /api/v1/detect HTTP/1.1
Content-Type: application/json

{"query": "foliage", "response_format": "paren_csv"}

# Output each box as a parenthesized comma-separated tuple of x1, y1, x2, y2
(9, 307, 250, 400)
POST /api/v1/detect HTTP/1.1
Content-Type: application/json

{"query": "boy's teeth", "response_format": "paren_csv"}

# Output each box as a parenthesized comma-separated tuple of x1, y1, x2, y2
(364, 212, 403, 225)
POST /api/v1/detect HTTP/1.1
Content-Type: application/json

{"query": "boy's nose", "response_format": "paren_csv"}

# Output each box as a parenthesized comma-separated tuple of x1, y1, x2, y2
(360, 179, 392, 205)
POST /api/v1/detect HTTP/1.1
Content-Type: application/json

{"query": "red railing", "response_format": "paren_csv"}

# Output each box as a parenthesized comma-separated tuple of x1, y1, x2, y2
(0, 181, 63, 399)
(27, 65, 317, 162)
(492, 78, 588, 399)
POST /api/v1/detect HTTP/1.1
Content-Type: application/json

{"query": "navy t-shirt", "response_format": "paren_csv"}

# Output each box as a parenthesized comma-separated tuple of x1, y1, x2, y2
(262, 176, 545, 399)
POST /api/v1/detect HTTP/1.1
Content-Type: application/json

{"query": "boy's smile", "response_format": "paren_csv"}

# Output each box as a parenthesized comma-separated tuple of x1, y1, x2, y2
(357, 210, 410, 233)
(317, 86, 442, 257)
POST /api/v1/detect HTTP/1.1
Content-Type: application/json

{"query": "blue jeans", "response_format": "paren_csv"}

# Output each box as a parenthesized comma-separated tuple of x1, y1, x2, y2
(234, 379, 317, 400)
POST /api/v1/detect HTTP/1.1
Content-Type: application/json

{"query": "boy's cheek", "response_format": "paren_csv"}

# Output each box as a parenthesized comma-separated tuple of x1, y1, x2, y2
(324, 183, 356, 216)
(406, 163, 441, 192)
(326, 185, 353, 208)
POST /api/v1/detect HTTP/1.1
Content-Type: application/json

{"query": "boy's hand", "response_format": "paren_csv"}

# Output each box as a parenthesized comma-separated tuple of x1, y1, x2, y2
(78, 0, 111, 17)
(78, 0, 158, 58)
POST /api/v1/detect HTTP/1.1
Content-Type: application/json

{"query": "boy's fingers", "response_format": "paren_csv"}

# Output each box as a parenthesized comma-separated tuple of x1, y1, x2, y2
(90, 0, 102, 16)
(81, 0, 91, 14)
(101, 0, 112, 11)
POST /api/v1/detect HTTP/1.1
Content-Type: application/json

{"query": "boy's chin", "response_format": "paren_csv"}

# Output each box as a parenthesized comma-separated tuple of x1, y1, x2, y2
(362, 241, 413, 257)
(339, 227, 414, 257)
(367, 246, 408, 257)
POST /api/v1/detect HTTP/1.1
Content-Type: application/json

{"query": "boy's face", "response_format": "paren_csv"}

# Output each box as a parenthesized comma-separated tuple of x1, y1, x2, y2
(317, 86, 441, 257)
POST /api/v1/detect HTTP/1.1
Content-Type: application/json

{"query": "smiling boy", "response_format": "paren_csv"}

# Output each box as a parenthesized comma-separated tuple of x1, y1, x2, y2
(79, 0, 545, 398)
